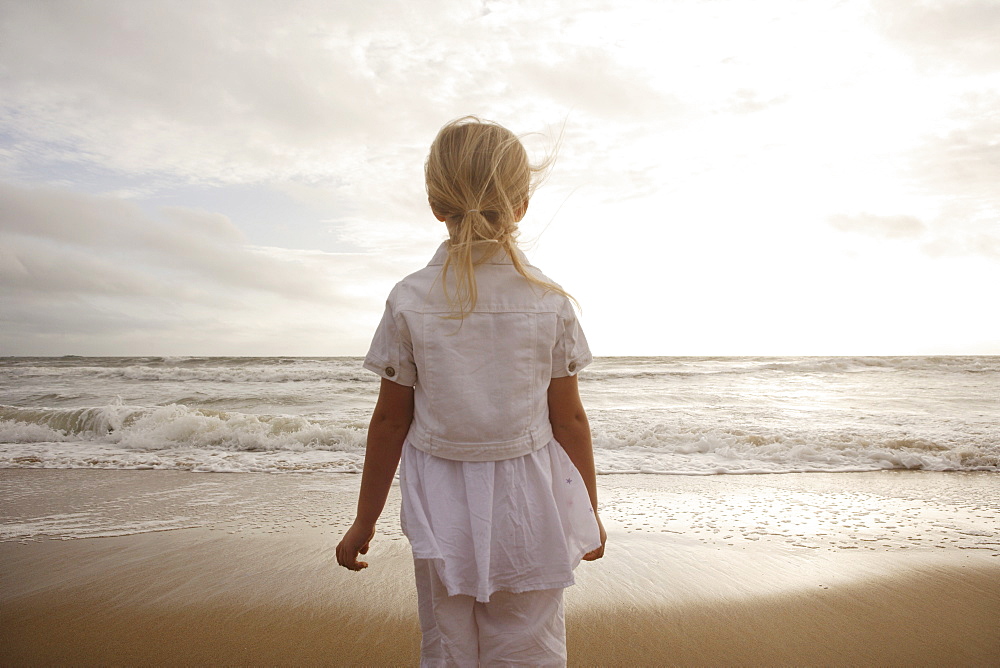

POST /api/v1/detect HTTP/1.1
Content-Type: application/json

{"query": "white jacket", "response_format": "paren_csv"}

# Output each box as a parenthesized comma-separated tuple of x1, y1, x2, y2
(364, 242, 592, 461)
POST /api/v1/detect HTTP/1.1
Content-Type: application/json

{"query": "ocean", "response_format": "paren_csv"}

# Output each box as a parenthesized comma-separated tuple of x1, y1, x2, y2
(1, 356, 997, 475)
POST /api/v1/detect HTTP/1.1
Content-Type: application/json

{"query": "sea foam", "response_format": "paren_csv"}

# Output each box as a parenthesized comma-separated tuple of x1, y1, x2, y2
(1, 356, 997, 475)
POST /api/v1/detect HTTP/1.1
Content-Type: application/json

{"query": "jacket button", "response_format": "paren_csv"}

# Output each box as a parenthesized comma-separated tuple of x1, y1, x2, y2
(568, 361, 577, 373)
(385, 366, 396, 377)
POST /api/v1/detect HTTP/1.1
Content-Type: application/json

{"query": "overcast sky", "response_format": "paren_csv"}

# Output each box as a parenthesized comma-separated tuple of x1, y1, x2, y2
(1, 0, 998, 357)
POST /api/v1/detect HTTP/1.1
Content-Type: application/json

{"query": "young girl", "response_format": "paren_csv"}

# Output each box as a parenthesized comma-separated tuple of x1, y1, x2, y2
(336, 116, 606, 667)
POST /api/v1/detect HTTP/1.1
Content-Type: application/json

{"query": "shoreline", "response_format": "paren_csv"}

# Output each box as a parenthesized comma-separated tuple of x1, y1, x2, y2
(2, 469, 999, 666)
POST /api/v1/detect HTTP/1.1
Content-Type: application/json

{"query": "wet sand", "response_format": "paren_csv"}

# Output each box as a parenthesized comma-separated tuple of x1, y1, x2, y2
(2, 469, 999, 666)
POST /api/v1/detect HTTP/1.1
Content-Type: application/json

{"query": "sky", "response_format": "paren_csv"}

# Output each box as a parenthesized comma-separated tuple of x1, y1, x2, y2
(1, 0, 998, 357)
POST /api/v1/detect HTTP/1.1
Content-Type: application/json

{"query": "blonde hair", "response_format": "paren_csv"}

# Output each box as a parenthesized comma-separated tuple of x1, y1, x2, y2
(425, 116, 570, 317)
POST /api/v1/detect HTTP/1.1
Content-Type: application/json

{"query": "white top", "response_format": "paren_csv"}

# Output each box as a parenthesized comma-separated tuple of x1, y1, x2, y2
(364, 242, 593, 461)
(399, 438, 602, 603)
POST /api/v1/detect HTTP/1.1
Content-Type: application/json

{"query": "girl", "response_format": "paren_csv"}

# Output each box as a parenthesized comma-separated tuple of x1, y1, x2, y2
(336, 116, 605, 667)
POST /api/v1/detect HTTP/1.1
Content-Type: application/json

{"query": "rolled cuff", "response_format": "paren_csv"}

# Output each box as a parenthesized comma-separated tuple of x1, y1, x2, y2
(363, 356, 417, 386)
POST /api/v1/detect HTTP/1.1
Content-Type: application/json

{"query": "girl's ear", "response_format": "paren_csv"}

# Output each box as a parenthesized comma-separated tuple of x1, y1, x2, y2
(429, 197, 447, 222)
(515, 200, 529, 222)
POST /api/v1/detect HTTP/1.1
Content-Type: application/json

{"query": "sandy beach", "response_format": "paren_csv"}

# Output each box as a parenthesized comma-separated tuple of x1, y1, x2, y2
(2, 468, 998, 666)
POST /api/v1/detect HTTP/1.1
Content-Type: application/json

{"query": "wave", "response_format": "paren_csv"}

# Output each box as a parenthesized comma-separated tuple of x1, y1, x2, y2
(2, 364, 376, 384)
(2, 402, 996, 475)
(585, 356, 1000, 380)
(0, 403, 366, 451)
(755, 356, 1000, 375)
(591, 424, 999, 475)
(6, 357, 997, 388)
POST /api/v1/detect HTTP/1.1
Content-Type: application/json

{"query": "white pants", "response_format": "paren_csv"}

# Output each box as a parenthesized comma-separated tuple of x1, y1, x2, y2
(414, 559, 567, 667)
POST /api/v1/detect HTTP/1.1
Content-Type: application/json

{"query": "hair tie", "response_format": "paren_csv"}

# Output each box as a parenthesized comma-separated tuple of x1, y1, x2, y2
(466, 209, 479, 215)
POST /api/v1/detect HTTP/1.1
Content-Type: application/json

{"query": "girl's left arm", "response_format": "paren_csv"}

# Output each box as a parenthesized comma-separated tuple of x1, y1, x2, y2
(548, 374, 606, 561)
(336, 378, 415, 571)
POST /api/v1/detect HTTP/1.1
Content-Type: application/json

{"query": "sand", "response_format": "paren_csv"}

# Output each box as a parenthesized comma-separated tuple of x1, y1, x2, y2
(2, 468, 998, 666)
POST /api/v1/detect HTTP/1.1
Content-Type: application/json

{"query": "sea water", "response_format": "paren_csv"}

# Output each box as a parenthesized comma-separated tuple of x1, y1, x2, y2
(0, 356, 997, 475)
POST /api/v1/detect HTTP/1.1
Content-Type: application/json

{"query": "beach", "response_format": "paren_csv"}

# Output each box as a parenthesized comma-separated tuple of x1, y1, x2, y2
(2, 468, 998, 666)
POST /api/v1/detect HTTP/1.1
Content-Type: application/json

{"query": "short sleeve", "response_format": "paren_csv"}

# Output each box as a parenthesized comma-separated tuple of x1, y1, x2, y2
(362, 288, 417, 387)
(551, 301, 593, 378)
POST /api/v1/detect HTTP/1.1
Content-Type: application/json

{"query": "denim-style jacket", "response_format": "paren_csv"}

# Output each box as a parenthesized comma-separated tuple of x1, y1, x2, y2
(364, 242, 592, 462)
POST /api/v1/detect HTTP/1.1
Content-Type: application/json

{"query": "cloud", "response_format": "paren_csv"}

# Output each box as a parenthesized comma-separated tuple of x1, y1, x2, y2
(2, 0, 999, 355)
(889, 92, 1000, 262)
(909, 95, 1000, 203)
(922, 231, 1000, 260)
(0, 0, 453, 187)
(0, 0, 696, 190)
(828, 213, 927, 240)
(828, 208, 999, 261)
(874, 0, 1000, 73)
(2, 235, 174, 299)
(513, 45, 685, 122)
(723, 89, 791, 115)
(2, 183, 321, 299)
(918, 202, 1000, 260)
(0, 182, 405, 355)
(0, 5, 500, 175)
(0, 0, 692, 243)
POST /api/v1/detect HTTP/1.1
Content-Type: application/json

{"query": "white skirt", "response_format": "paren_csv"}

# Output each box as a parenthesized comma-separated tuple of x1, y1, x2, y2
(399, 439, 602, 603)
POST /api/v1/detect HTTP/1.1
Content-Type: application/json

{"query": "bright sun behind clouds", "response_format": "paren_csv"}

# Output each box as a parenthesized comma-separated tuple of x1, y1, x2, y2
(1, 0, 998, 356)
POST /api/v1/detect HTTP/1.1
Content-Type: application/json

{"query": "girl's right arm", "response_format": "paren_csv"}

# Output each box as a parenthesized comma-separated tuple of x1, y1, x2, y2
(548, 374, 606, 561)
(336, 377, 414, 571)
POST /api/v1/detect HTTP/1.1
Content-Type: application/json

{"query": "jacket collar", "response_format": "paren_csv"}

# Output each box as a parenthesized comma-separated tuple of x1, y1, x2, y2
(427, 241, 531, 267)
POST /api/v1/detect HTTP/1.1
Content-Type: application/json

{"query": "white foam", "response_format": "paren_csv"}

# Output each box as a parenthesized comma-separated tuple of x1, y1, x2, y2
(2, 356, 998, 475)
(0, 440, 366, 474)
(6, 360, 374, 384)
(1, 410, 995, 475)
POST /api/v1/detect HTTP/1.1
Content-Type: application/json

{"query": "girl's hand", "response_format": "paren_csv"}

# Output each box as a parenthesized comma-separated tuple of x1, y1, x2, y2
(582, 514, 607, 561)
(336, 521, 376, 571)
